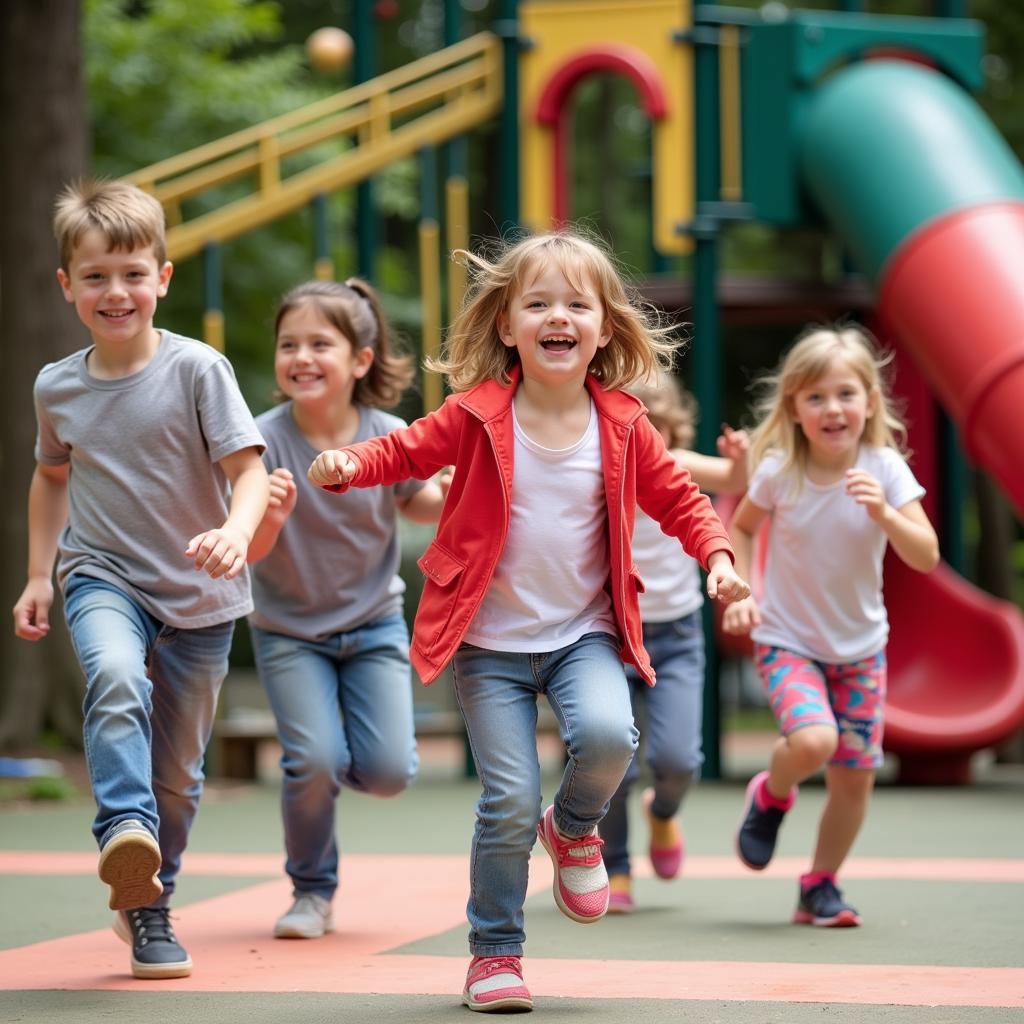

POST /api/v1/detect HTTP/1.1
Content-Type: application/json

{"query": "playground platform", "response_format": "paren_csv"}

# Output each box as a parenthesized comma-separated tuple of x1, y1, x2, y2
(1, 738, 1021, 1024)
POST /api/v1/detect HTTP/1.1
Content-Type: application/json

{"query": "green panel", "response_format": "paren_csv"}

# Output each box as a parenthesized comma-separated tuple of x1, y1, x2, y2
(740, 11, 984, 227)
(798, 60, 1024, 282)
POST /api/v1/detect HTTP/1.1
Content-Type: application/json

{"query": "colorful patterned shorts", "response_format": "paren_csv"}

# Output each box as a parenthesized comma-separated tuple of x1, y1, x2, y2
(754, 644, 887, 770)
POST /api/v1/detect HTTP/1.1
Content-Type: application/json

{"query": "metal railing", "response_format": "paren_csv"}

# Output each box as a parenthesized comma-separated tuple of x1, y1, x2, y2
(129, 32, 502, 263)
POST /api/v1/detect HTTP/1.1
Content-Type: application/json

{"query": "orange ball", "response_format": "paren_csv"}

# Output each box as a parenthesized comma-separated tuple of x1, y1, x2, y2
(306, 27, 354, 74)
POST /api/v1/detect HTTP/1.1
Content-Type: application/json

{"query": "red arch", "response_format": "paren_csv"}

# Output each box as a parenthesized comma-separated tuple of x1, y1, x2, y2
(534, 45, 669, 222)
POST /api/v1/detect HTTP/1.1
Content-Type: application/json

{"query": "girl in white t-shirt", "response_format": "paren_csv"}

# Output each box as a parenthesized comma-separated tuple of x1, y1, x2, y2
(309, 231, 750, 1012)
(602, 369, 749, 913)
(723, 324, 939, 928)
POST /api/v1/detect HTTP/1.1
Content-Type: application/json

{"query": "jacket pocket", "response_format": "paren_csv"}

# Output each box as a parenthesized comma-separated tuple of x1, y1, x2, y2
(417, 540, 466, 587)
(630, 565, 647, 594)
(416, 540, 468, 651)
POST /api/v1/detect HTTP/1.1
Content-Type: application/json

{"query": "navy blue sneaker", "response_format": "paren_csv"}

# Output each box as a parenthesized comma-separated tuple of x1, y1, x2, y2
(98, 819, 162, 911)
(793, 875, 861, 927)
(735, 771, 796, 870)
(113, 907, 193, 979)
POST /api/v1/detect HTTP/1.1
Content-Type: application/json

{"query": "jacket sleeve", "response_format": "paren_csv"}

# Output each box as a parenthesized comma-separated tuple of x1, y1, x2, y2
(330, 395, 462, 491)
(633, 416, 734, 569)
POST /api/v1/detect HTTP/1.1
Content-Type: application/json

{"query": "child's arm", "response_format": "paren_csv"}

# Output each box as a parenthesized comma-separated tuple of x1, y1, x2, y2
(247, 468, 298, 563)
(673, 426, 749, 495)
(186, 447, 269, 580)
(12, 463, 70, 641)
(721, 494, 768, 635)
(845, 469, 940, 572)
(397, 470, 452, 524)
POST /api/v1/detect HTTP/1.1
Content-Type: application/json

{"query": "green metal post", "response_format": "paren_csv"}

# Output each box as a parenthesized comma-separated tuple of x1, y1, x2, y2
(496, 0, 520, 230)
(939, 410, 967, 574)
(311, 192, 333, 280)
(354, 0, 377, 281)
(201, 242, 225, 351)
(693, 16, 723, 780)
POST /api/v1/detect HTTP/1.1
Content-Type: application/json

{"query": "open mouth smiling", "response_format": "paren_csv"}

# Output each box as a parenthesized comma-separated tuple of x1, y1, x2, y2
(540, 336, 576, 352)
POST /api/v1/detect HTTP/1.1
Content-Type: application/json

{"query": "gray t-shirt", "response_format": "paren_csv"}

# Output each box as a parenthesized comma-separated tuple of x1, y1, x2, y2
(34, 332, 265, 629)
(249, 402, 426, 640)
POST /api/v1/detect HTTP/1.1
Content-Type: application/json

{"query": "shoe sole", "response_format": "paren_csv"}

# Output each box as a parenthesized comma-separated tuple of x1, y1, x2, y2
(734, 773, 771, 872)
(273, 920, 335, 939)
(112, 912, 193, 979)
(536, 821, 608, 925)
(463, 992, 534, 1012)
(99, 832, 163, 911)
(793, 908, 861, 927)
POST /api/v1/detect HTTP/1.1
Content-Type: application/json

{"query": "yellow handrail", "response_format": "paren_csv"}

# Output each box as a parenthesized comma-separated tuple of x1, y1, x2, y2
(128, 33, 502, 263)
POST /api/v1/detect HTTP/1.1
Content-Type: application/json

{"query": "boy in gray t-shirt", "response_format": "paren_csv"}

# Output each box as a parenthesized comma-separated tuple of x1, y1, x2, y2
(12, 180, 269, 981)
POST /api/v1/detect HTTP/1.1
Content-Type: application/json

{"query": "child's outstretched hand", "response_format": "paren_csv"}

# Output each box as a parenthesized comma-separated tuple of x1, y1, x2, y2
(705, 551, 751, 604)
(722, 596, 762, 636)
(845, 468, 888, 523)
(716, 424, 749, 463)
(309, 449, 357, 491)
(185, 526, 249, 580)
(267, 467, 298, 520)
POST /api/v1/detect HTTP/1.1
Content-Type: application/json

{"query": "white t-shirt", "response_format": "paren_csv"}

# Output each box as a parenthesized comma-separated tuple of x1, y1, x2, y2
(631, 510, 703, 623)
(748, 445, 925, 663)
(463, 399, 617, 652)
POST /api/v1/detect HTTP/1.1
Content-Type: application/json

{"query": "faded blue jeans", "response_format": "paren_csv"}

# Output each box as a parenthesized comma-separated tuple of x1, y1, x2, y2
(251, 613, 418, 901)
(452, 631, 638, 957)
(600, 611, 705, 877)
(63, 574, 233, 907)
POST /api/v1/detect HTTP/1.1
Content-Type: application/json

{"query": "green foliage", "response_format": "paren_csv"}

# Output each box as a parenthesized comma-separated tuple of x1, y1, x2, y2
(86, 0, 312, 174)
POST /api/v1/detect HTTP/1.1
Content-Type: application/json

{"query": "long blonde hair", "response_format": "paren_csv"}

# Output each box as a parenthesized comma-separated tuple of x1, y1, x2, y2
(748, 324, 907, 477)
(427, 230, 679, 392)
(627, 368, 697, 449)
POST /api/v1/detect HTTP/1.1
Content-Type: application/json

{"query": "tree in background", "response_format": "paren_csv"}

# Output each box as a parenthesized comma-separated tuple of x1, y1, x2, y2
(0, 0, 89, 750)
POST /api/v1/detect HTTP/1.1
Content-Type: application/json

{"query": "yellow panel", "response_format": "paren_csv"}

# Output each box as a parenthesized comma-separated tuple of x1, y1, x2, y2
(519, 0, 693, 254)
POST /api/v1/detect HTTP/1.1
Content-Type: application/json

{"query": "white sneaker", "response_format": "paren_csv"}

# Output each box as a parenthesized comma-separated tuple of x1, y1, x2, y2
(273, 893, 334, 939)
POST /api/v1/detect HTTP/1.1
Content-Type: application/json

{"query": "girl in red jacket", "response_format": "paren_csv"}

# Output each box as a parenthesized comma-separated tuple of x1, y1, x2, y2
(309, 231, 749, 1013)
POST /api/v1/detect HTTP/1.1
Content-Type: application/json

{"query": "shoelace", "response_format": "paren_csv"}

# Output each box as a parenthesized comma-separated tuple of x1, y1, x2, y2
(477, 957, 522, 979)
(554, 830, 604, 866)
(128, 908, 177, 945)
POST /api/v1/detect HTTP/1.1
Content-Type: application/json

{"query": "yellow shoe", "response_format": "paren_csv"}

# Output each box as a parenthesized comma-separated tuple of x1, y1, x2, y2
(643, 788, 685, 880)
(608, 873, 634, 914)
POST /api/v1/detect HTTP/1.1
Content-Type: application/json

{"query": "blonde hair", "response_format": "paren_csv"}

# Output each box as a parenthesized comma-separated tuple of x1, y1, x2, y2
(54, 178, 167, 270)
(274, 278, 413, 409)
(427, 230, 679, 392)
(748, 323, 907, 477)
(627, 368, 696, 449)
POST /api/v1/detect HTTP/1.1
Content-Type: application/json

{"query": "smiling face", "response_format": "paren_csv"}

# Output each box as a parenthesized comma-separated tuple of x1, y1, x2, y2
(790, 356, 877, 468)
(57, 228, 172, 349)
(497, 260, 611, 390)
(274, 300, 374, 407)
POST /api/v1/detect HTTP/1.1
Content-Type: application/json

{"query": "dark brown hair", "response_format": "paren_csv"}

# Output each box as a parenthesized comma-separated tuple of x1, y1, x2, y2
(274, 279, 413, 409)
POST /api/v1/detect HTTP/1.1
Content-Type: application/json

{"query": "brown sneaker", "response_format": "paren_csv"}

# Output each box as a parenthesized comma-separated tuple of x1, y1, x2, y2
(98, 819, 162, 911)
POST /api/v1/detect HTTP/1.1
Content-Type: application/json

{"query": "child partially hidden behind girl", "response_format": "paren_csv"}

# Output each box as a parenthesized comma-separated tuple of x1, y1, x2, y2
(308, 231, 750, 1012)
(724, 325, 938, 928)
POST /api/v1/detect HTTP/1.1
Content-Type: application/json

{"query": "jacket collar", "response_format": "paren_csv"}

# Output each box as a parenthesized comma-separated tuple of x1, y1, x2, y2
(459, 363, 645, 427)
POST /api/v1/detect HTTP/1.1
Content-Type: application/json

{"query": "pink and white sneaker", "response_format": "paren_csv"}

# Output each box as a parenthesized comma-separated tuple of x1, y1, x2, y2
(536, 805, 609, 924)
(462, 955, 533, 1013)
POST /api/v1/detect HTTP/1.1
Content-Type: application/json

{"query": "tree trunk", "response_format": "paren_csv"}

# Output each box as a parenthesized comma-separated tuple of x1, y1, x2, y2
(0, 0, 89, 750)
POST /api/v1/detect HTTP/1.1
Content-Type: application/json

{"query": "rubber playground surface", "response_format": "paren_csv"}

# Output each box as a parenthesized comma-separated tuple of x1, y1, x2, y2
(1, 738, 1022, 1024)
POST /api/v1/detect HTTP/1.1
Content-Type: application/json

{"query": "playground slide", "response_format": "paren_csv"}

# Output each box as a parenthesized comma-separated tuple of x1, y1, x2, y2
(795, 59, 1024, 781)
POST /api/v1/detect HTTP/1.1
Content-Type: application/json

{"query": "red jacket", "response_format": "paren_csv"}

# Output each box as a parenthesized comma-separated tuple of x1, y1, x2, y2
(328, 368, 734, 685)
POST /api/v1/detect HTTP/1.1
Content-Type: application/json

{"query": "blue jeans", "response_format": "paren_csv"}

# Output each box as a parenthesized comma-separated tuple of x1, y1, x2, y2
(64, 574, 233, 907)
(251, 613, 418, 900)
(601, 611, 705, 877)
(452, 631, 638, 957)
